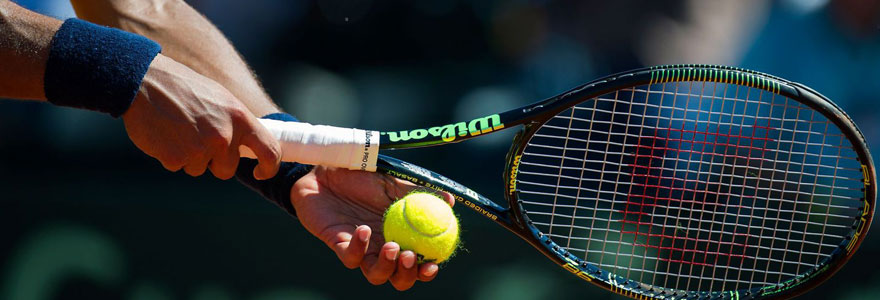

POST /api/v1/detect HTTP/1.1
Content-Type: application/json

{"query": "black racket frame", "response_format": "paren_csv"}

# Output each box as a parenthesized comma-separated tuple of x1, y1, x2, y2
(375, 65, 875, 299)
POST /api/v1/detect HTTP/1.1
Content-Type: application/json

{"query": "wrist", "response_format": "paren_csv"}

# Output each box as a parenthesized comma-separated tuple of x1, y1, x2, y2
(127, 53, 166, 105)
(43, 18, 161, 118)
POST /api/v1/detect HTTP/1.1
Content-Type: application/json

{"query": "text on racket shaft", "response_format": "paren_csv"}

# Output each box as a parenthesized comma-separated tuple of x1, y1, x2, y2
(382, 114, 505, 142)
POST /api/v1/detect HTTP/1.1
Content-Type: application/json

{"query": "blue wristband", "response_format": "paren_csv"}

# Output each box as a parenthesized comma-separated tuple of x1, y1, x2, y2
(44, 19, 162, 117)
(235, 113, 314, 217)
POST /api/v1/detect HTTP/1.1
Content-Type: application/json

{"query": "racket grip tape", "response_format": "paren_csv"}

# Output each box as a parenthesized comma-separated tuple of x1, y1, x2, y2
(240, 119, 380, 172)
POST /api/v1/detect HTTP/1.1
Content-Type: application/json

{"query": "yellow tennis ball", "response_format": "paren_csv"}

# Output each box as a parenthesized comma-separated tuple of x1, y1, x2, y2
(383, 191, 459, 263)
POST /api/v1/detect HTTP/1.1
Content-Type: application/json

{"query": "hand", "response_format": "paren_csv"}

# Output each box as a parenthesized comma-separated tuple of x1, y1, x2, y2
(291, 166, 455, 291)
(123, 54, 281, 180)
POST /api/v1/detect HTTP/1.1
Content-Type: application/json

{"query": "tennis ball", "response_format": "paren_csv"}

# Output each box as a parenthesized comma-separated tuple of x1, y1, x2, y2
(383, 191, 459, 263)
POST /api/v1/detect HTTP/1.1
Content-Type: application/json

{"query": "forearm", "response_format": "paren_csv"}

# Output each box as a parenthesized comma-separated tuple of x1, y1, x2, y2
(71, 0, 280, 116)
(0, 0, 62, 100)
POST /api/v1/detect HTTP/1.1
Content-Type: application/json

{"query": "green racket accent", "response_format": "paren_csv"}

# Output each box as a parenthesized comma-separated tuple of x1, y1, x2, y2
(380, 114, 506, 148)
(649, 65, 781, 93)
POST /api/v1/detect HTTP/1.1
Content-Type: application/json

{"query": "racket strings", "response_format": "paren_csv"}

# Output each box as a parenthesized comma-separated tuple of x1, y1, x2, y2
(516, 81, 866, 293)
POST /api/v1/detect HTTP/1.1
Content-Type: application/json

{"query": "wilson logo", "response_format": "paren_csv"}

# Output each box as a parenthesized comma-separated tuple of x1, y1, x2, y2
(384, 114, 505, 143)
(508, 155, 521, 194)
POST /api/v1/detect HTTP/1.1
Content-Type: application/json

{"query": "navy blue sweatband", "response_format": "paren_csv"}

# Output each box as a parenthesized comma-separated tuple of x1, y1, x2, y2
(235, 113, 314, 217)
(44, 19, 162, 117)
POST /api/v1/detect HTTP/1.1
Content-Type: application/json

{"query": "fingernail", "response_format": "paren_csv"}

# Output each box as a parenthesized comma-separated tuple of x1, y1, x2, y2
(423, 264, 438, 277)
(403, 254, 415, 269)
(385, 248, 398, 261)
(357, 226, 370, 242)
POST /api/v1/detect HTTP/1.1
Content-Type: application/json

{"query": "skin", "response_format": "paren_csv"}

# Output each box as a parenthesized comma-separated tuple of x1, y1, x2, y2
(0, 0, 61, 99)
(69, 0, 279, 116)
(69, 0, 447, 290)
(0, 0, 282, 180)
(293, 167, 453, 290)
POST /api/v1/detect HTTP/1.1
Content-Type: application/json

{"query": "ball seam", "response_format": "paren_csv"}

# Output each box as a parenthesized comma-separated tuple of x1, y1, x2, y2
(402, 198, 451, 238)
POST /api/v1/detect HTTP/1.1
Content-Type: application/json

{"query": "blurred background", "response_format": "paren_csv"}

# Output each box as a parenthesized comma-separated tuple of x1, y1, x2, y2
(2, 0, 879, 299)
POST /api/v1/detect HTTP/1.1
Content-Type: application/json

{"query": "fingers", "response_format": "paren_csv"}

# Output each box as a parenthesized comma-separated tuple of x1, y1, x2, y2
(208, 143, 241, 180)
(389, 250, 419, 291)
(388, 179, 456, 207)
(331, 225, 371, 269)
(360, 243, 437, 290)
(183, 152, 211, 177)
(182, 125, 228, 178)
(123, 63, 280, 180)
(361, 242, 400, 285)
(173, 112, 279, 180)
(417, 263, 439, 282)
(157, 151, 186, 172)
(153, 128, 188, 172)
(438, 191, 455, 207)
(238, 117, 281, 180)
(406, 189, 456, 208)
(326, 226, 437, 290)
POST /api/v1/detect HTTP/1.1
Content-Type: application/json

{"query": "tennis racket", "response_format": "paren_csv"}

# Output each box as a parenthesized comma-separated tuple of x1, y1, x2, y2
(243, 65, 875, 299)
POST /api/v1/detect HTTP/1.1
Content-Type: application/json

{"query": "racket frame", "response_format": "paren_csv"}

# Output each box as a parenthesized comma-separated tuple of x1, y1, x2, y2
(377, 65, 875, 299)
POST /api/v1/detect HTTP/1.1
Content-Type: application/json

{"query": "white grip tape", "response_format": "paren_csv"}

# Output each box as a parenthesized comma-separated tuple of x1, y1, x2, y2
(240, 119, 380, 172)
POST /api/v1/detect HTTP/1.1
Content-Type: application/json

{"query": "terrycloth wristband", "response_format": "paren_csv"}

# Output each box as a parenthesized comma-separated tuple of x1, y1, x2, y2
(44, 18, 162, 117)
(235, 113, 314, 217)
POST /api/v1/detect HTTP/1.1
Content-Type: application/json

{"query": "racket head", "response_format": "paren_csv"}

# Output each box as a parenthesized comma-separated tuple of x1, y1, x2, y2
(504, 65, 875, 299)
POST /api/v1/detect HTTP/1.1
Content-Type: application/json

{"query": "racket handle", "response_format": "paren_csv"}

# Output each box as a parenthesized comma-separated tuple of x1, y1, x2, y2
(240, 119, 380, 172)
